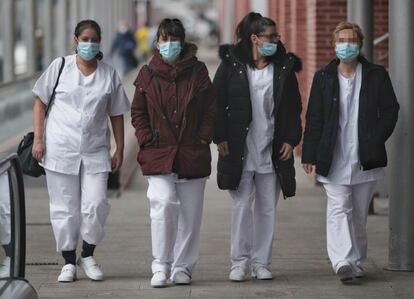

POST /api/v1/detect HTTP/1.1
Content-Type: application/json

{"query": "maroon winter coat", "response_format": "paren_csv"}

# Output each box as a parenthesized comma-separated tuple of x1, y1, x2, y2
(131, 43, 215, 179)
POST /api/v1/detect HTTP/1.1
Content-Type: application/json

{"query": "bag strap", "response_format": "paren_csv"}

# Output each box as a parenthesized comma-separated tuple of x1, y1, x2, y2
(45, 57, 65, 117)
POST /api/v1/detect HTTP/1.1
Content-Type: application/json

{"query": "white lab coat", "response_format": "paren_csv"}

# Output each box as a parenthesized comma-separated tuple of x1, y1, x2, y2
(244, 63, 275, 174)
(32, 54, 130, 175)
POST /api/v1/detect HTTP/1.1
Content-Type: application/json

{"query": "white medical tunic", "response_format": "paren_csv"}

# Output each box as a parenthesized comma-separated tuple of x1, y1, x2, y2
(317, 63, 385, 185)
(32, 55, 130, 175)
(244, 63, 275, 174)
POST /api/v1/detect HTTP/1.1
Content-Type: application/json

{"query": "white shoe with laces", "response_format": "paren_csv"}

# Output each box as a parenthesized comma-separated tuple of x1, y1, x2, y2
(0, 257, 10, 278)
(151, 271, 167, 288)
(58, 264, 77, 282)
(252, 266, 273, 280)
(77, 256, 104, 281)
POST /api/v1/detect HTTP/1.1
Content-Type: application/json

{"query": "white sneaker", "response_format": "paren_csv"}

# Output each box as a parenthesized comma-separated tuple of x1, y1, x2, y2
(58, 264, 77, 282)
(356, 265, 365, 278)
(0, 257, 11, 278)
(151, 271, 167, 288)
(173, 271, 191, 285)
(77, 256, 104, 281)
(229, 267, 247, 282)
(252, 266, 273, 280)
(335, 261, 354, 282)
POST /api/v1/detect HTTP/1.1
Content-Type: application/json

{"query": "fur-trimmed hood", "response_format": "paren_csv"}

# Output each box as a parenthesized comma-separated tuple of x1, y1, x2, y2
(218, 43, 302, 73)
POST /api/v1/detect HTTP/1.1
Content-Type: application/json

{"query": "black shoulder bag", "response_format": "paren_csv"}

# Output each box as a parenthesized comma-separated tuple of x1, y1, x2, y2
(17, 57, 65, 177)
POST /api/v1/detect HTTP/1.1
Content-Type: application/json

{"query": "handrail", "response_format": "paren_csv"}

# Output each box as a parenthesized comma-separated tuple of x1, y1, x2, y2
(374, 32, 389, 46)
(0, 154, 26, 278)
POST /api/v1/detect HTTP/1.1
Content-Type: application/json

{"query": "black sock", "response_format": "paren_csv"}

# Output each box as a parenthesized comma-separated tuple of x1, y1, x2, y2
(81, 240, 96, 258)
(62, 250, 76, 265)
(2, 244, 12, 257)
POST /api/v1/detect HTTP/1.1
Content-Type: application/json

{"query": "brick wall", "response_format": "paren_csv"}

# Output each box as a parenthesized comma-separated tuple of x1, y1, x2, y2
(373, 0, 389, 68)
(234, 0, 251, 41)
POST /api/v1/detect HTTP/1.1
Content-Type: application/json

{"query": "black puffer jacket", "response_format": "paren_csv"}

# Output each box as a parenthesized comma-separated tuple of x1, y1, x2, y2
(213, 43, 302, 197)
(302, 56, 399, 176)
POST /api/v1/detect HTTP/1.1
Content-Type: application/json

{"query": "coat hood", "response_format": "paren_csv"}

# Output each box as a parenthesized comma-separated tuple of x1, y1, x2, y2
(218, 43, 302, 73)
(149, 42, 199, 81)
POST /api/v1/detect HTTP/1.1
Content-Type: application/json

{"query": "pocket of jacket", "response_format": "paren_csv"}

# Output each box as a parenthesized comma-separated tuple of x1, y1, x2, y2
(142, 130, 159, 149)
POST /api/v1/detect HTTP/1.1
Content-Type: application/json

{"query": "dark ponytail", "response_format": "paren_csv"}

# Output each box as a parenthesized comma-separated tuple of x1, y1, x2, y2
(235, 12, 278, 67)
(74, 19, 104, 60)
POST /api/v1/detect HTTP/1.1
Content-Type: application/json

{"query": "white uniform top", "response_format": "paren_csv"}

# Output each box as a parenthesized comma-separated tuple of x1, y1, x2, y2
(32, 54, 130, 175)
(317, 63, 385, 185)
(244, 63, 275, 174)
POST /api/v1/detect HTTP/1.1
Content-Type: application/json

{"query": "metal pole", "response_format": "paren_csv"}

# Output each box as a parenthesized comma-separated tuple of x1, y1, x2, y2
(222, 0, 234, 44)
(55, 0, 68, 57)
(1, 0, 15, 82)
(25, 0, 37, 76)
(43, 0, 54, 65)
(388, 0, 414, 271)
(347, 0, 373, 62)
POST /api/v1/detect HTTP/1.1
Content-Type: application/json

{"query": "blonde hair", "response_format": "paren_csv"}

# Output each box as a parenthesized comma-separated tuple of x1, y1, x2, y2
(332, 21, 364, 48)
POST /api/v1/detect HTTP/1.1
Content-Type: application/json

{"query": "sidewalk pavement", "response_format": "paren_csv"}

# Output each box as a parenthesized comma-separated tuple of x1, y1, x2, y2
(23, 47, 413, 298)
(24, 154, 414, 299)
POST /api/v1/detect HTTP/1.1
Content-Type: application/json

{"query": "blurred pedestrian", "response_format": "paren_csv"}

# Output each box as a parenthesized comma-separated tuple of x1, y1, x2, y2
(213, 12, 302, 282)
(302, 21, 399, 282)
(135, 23, 151, 62)
(110, 20, 139, 76)
(131, 18, 215, 287)
(32, 19, 130, 283)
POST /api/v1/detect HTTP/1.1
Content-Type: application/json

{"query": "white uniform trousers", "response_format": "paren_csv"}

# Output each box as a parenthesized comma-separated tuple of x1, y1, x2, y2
(147, 174, 206, 280)
(45, 165, 110, 251)
(323, 181, 376, 272)
(229, 171, 280, 272)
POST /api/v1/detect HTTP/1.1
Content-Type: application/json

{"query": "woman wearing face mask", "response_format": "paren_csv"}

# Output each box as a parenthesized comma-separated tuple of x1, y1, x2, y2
(131, 18, 215, 287)
(32, 19, 130, 282)
(214, 12, 302, 282)
(302, 22, 399, 282)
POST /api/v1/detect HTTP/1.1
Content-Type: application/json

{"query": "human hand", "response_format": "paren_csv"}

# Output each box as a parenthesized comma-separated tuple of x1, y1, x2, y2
(217, 141, 229, 157)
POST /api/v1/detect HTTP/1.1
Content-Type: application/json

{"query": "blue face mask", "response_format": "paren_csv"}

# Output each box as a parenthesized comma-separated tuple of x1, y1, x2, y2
(77, 42, 100, 61)
(159, 41, 182, 62)
(335, 42, 359, 62)
(258, 42, 278, 57)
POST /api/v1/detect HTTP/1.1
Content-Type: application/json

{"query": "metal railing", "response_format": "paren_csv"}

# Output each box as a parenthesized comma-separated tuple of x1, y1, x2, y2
(0, 154, 26, 278)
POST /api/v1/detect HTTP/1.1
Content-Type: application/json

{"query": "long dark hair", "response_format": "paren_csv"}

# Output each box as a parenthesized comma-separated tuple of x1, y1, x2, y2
(74, 19, 103, 60)
(235, 12, 281, 67)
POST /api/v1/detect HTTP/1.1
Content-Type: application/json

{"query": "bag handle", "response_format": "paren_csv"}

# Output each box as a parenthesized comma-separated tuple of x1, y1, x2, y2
(45, 57, 66, 117)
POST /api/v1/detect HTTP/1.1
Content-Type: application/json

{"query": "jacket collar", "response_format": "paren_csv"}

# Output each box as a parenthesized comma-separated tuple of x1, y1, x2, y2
(149, 42, 199, 82)
(324, 55, 381, 79)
